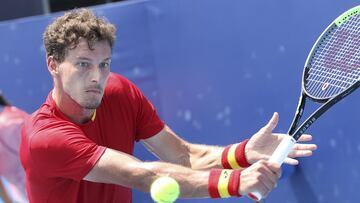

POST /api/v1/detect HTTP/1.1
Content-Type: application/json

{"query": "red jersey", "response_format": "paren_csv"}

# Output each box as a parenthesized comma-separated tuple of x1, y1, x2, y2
(20, 73, 164, 203)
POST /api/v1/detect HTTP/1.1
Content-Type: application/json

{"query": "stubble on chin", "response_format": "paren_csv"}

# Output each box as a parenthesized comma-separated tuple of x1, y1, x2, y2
(82, 99, 102, 109)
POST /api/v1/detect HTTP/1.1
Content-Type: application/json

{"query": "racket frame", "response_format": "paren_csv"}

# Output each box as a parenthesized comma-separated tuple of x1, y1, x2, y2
(249, 5, 360, 201)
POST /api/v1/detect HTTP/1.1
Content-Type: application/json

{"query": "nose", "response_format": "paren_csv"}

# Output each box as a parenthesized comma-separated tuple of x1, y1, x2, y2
(90, 67, 101, 83)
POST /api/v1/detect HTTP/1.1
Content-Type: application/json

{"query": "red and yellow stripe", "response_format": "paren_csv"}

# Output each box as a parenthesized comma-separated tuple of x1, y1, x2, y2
(221, 139, 251, 169)
(208, 169, 241, 198)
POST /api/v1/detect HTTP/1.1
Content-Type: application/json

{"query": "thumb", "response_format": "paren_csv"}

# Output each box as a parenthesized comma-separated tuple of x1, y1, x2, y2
(264, 112, 279, 132)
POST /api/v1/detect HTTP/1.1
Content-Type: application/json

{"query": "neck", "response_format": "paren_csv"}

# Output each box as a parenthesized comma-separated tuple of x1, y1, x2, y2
(52, 88, 94, 124)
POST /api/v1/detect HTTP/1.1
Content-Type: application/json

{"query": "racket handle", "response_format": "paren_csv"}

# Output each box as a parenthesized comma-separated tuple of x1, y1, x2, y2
(268, 136, 296, 164)
(248, 136, 296, 201)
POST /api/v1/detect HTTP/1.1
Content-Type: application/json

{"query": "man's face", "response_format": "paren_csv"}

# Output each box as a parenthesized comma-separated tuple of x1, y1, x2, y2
(57, 38, 111, 109)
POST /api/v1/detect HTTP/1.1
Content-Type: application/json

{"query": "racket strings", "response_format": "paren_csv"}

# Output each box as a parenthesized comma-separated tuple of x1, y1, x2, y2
(306, 13, 360, 99)
(308, 66, 358, 85)
(311, 64, 359, 80)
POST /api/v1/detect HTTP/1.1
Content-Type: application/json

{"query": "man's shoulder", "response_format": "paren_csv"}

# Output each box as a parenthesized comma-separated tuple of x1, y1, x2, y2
(24, 102, 79, 138)
(23, 112, 82, 153)
(104, 72, 140, 97)
(106, 72, 134, 88)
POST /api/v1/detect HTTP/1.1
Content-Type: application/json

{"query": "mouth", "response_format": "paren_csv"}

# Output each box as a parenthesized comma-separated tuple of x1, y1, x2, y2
(85, 89, 102, 94)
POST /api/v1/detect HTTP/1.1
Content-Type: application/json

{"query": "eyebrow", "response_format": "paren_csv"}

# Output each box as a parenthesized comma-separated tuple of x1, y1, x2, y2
(76, 57, 112, 61)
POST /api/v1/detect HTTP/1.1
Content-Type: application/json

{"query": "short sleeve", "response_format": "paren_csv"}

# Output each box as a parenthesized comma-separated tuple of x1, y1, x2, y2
(129, 83, 165, 140)
(29, 122, 106, 181)
(107, 74, 165, 141)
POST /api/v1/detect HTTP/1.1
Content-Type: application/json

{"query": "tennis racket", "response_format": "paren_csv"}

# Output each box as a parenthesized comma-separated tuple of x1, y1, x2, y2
(249, 5, 360, 201)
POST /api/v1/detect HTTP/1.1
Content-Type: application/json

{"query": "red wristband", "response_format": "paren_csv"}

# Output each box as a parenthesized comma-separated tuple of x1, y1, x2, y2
(208, 169, 222, 198)
(208, 169, 242, 198)
(221, 139, 251, 169)
(235, 139, 251, 168)
(228, 170, 241, 197)
(221, 145, 232, 169)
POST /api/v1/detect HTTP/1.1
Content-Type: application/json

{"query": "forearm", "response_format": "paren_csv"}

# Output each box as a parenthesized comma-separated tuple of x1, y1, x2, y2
(85, 148, 210, 198)
(85, 148, 278, 200)
(136, 161, 209, 198)
(185, 142, 224, 170)
(142, 126, 225, 170)
(142, 126, 250, 171)
(186, 139, 251, 171)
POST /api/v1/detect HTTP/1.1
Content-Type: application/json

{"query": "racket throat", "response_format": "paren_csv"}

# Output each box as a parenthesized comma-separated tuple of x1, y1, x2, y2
(287, 94, 306, 135)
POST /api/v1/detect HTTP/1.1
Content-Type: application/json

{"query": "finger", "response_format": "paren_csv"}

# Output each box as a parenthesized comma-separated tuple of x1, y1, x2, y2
(297, 134, 313, 142)
(251, 160, 278, 181)
(258, 154, 270, 161)
(263, 112, 279, 132)
(288, 150, 313, 158)
(283, 157, 299, 165)
(258, 173, 276, 193)
(253, 181, 269, 198)
(258, 163, 280, 185)
(292, 143, 318, 151)
(265, 162, 282, 178)
(253, 169, 279, 200)
(249, 164, 276, 196)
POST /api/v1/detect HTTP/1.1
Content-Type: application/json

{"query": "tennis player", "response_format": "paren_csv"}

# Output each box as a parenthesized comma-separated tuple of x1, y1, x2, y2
(20, 9, 317, 203)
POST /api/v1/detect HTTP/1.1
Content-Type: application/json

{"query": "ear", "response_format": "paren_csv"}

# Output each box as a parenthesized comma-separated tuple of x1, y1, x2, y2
(47, 56, 59, 76)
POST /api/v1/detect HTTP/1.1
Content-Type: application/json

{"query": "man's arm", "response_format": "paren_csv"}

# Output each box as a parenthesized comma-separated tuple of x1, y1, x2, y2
(142, 125, 224, 170)
(84, 148, 281, 198)
(84, 148, 209, 198)
(142, 113, 317, 170)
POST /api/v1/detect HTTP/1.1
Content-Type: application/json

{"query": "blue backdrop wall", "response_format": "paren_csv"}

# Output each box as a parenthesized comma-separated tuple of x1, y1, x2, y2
(0, 0, 359, 202)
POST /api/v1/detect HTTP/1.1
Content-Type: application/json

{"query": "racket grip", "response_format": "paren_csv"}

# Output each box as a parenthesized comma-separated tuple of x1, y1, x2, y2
(268, 136, 296, 165)
(248, 136, 296, 201)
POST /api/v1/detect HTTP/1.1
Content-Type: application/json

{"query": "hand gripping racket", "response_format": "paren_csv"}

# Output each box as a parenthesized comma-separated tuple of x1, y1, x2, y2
(249, 5, 360, 201)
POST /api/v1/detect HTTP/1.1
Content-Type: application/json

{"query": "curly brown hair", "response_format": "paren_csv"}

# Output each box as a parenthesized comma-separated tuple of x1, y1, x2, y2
(43, 8, 116, 62)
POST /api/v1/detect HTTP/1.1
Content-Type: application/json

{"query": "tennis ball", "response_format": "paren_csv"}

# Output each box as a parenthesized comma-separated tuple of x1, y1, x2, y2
(150, 176, 180, 203)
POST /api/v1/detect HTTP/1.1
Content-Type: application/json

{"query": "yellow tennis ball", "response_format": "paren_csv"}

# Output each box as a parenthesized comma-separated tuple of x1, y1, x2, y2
(150, 176, 180, 203)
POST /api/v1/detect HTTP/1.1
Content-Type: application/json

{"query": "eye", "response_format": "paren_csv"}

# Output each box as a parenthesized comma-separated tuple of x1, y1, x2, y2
(77, 61, 90, 68)
(99, 62, 110, 69)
